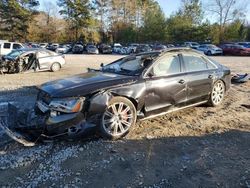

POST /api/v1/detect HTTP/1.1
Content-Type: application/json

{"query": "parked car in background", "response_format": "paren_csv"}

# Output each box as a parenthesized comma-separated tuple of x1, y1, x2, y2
(166, 44, 175, 48)
(86, 45, 99, 54)
(127, 43, 139, 53)
(0, 42, 24, 56)
(197, 44, 223, 55)
(153, 44, 167, 52)
(113, 43, 122, 53)
(72, 44, 84, 54)
(0, 48, 65, 73)
(2, 48, 231, 146)
(98, 44, 112, 54)
(50, 43, 59, 51)
(237, 42, 250, 48)
(119, 47, 129, 55)
(184, 42, 200, 49)
(135, 44, 152, 53)
(56, 44, 71, 54)
(220, 44, 250, 56)
(39, 43, 48, 48)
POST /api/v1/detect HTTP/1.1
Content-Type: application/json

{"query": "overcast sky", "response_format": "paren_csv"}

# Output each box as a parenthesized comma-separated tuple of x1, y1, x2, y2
(39, 0, 250, 23)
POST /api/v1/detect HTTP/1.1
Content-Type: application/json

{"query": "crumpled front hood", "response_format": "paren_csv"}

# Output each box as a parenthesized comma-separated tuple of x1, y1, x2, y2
(39, 71, 137, 98)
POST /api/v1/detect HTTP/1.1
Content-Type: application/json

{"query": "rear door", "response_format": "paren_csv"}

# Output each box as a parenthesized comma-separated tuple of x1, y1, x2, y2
(37, 51, 53, 69)
(181, 53, 217, 105)
(144, 53, 187, 116)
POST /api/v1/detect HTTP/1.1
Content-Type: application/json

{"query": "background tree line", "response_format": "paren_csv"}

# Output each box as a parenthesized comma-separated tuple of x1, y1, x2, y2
(0, 0, 250, 44)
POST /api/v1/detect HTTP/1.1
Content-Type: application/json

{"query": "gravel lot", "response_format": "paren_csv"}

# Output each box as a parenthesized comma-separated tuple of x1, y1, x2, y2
(0, 54, 249, 187)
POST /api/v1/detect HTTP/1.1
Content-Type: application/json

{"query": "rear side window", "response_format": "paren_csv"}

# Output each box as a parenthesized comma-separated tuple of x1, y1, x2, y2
(13, 44, 22, 49)
(37, 51, 50, 58)
(183, 55, 207, 72)
(3, 43, 11, 49)
(153, 54, 181, 76)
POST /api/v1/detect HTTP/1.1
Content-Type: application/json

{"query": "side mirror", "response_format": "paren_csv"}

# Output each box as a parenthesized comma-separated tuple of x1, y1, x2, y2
(100, 63, 104, 67)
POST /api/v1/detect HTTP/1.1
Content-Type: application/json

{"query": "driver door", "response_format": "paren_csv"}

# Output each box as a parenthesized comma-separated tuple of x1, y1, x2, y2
(144, 53, 187, 116)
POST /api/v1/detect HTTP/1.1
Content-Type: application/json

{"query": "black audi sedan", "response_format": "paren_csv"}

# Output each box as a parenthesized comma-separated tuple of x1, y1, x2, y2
(1, 48, 231, 145)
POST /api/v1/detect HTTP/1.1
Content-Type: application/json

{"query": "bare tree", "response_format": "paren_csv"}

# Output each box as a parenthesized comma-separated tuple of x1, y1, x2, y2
(206, 0, 248, 42)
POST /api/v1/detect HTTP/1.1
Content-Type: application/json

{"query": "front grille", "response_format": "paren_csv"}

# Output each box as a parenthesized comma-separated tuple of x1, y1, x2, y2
(37, 91, 51, 104)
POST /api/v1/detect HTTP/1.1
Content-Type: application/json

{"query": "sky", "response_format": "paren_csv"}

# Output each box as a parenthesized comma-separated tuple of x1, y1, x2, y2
(156, 0, 181, 17)
(38, 0, 182, 17)
(39, 0, 250, 22)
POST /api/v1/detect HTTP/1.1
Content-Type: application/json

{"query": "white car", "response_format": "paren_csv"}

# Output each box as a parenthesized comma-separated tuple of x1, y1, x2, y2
(184, 42, 200, 49)
(0, 42, 24, 56)
(197, 44, 223, 56)
(39, 43, 48, 48)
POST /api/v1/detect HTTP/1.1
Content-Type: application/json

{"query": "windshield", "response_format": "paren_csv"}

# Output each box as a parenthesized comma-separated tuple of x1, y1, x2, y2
(101, 53, 159, 76)
(191, 42, 199, 46)
(6, 50, 23, 58)
(207, 45, 217, 48)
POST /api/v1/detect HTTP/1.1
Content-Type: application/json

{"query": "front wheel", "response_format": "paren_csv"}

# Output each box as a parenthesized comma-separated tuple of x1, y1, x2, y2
(99, 97, 137, 140)
(207, 51, 212, 56)
(207, 80, 225, 107)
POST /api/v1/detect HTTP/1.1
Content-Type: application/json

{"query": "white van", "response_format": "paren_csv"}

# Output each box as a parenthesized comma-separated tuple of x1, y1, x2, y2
(0, 42, 24, 56)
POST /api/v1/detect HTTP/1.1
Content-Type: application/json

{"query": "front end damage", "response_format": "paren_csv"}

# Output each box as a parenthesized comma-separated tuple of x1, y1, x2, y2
(0, 99, 99, 146)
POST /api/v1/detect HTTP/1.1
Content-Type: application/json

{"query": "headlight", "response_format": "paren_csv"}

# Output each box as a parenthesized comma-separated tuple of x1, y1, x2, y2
(49, 98, 85, 113)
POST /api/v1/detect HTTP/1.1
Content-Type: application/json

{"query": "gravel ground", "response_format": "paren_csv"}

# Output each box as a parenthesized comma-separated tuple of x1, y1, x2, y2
(0, 55, 249, 187)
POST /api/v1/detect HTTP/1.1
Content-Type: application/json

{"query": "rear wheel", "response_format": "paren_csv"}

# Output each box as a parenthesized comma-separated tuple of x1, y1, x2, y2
(51, 62, 61, 72)
(207, 80, 225, 107)
(99, 97, 137, 140)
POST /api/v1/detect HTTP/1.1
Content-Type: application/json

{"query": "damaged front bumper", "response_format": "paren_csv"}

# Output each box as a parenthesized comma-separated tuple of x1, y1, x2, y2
(0, 103, 97, 146)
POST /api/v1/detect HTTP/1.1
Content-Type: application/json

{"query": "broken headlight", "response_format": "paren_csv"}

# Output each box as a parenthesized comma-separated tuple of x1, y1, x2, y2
(49, 97, 85, 113)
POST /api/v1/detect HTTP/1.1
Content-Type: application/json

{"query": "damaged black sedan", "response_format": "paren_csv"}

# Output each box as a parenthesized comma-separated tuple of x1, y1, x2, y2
(1, 48, 231, 146)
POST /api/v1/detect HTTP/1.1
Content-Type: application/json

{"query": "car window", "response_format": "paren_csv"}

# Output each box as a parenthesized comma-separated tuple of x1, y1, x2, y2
(37, 51, 50, 58)
(3, 43, 11, 49)
(153, 54, 181, 76)
(183, 55, 207, 72)
(13, 44, 22, 49)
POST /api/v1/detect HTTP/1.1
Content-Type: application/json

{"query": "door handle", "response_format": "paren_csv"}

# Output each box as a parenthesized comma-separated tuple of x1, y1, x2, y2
(178, 79, 185, 84)
(208, 75, 214, 79)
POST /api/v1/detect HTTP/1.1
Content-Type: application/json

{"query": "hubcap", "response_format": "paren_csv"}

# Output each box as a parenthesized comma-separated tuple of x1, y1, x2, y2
(102, 102, 133, 136)
(211, 81, 224, 105)
(52, 63, 60, 71)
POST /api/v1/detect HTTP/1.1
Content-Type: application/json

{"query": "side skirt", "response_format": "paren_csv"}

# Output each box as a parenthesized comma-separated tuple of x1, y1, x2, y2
(140, 101, 207, 121)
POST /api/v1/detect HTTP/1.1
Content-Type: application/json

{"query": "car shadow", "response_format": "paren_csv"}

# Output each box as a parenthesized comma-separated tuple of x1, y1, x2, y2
(0, 130, 249, 187)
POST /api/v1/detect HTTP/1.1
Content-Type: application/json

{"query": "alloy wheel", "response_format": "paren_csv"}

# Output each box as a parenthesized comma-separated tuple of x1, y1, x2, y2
(211, 81, 225, 105)
(102, 102, 134, 137)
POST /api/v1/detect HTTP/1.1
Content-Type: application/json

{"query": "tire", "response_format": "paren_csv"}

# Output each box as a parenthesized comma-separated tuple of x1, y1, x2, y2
(99, 96, 137, 140)
(207, 51, 212, 56)
(50, 62, 61, 72)
(207, 80, 225, 107)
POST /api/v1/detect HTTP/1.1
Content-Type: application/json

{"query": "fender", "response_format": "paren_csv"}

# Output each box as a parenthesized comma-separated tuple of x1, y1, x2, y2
(87, 80, 147, 116)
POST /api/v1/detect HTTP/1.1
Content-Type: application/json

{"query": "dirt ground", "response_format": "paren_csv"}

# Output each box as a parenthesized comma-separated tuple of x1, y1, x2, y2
(0, 55, 249, 188)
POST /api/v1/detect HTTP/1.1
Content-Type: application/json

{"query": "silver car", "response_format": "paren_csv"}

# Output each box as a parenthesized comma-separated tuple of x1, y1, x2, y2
(86, 45, 99, 54)
(197, 44, 223, 56)
(0, 48, 65, 73)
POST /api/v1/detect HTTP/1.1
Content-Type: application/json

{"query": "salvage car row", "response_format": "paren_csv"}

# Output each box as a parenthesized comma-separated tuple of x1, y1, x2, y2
(1, 40, 250, 57)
